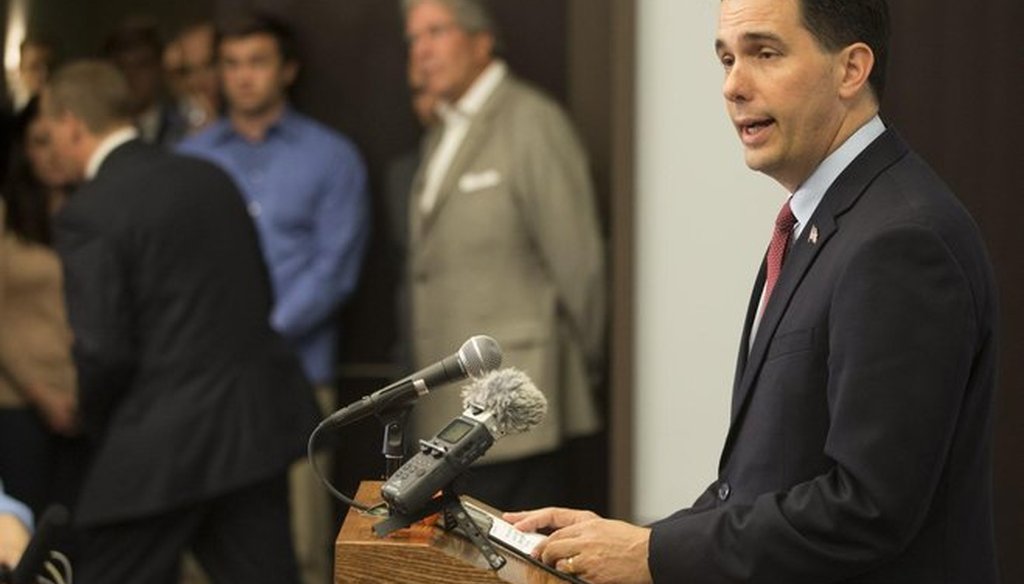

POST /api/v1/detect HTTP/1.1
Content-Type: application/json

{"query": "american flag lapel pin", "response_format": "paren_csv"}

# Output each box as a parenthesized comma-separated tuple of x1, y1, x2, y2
(808, 225, 819, 245)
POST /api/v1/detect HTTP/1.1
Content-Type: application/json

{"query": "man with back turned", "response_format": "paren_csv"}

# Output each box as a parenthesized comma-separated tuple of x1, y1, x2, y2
(506, 1, 1000, 582)
(177, 16, 370, 583)
(42, 60, 317, 584)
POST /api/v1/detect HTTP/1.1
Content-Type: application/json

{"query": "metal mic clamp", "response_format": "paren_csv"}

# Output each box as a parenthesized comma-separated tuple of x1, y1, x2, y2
(378, 405, 412, 479)
(373, 488, 506, 571)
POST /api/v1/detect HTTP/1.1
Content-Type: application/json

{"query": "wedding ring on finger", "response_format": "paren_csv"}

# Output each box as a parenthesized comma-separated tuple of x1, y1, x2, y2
(565, 554, 578, 574)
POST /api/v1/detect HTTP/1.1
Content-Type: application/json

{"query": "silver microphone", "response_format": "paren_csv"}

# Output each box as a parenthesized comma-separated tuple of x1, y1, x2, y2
(323, 335, 503, 426)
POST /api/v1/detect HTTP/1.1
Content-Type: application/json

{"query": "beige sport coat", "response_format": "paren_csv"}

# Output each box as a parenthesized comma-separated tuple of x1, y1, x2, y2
(408, 74, 606, 463)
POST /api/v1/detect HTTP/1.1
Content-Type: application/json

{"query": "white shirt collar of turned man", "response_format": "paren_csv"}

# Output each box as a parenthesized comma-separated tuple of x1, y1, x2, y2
(86, 126, 139, 181)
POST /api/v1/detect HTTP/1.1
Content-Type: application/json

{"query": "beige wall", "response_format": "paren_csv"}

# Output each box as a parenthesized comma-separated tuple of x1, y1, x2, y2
(632, 0, 784, 523)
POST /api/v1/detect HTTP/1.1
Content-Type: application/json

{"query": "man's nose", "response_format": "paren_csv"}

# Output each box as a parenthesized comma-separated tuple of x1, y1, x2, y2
(723, 62, 751, 103)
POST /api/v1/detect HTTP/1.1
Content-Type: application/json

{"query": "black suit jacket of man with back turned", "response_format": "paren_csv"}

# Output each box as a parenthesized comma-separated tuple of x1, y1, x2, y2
(54, 140, 320, 527)
(648, 129, 999, 583)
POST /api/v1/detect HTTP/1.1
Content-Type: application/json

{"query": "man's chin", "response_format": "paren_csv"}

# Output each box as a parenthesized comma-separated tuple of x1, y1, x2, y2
(230, 98, 276, 118)
(743, 151, 773, 174)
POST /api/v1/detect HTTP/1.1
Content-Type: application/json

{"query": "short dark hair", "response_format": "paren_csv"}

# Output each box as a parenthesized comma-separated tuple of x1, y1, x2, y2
(218, 14, 297, 62)
(3, 97, 56, 246)
(798, 0, 890, 101)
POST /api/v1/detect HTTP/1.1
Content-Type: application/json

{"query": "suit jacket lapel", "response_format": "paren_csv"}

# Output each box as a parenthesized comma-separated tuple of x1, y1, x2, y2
(410, 130, 441, 245)
(723, 129, 911, 453)
(730, 212, 838, 425)
(416, 77, 511, 238)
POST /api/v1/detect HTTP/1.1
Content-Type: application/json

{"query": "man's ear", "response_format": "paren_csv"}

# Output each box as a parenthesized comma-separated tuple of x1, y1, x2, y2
(282, 60, 300, 87)
(471, 31, 495, 65)
(837, 42, 874, 100)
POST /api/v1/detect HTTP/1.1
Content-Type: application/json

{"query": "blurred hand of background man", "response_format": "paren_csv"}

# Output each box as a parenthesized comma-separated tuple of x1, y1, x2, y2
(0, 513, 31, 569)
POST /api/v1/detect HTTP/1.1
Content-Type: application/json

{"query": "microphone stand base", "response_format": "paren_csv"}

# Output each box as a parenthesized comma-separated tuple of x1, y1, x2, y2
(372, 489, 507, 571)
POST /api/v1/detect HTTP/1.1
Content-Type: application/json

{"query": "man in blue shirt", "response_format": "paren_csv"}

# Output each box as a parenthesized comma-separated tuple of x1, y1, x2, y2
(178, 14, 369, 584)
(0, 479, 31, 570)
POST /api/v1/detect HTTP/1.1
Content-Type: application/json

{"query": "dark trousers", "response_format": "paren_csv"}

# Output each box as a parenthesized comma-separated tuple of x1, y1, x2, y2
(0, 407, 57, 514)
(458, 448, 569, 512)
(75, 474, 299, 584)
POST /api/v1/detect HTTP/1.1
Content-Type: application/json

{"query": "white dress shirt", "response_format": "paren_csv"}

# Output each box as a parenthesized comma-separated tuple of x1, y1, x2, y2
(85, 126, 139, 181)
(419, 60, 508, 214)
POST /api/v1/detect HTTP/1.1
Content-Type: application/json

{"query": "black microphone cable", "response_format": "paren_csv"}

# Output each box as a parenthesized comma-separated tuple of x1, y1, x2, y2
(307, 418, 372, 512)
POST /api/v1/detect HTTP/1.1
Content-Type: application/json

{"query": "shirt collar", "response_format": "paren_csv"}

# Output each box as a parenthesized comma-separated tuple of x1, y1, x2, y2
(136, 104, 162, 143)
(86, 126, 139, 180)
(438, 60, 507, 124)
(213, 104, 300, 145)
(790, 115, 886, 236)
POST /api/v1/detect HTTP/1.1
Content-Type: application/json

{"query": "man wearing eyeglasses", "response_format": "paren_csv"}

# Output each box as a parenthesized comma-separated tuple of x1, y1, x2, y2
(401, 0, 607, 513)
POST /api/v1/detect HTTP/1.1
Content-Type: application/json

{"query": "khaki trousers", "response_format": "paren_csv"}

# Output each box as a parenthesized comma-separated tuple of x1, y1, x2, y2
(289, 385, 336, 584)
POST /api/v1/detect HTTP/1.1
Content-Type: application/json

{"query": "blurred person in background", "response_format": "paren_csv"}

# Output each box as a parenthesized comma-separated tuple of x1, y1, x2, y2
(178, 14, 369, 584)
(103, 16, 186, 145)
(0, 478, 32, 570)
(165, 22, 221, 135)
(401, 0, 607, 511)
(163, 36, 186, 104)
(11, 36, 58, 113)
(43, 60, 317, 584)
(0, 96, 78, 516)
(1, 36, 58, 175)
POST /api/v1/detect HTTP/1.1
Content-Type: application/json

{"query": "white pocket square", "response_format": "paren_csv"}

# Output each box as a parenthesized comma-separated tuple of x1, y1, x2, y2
(459, 169, 502, 193)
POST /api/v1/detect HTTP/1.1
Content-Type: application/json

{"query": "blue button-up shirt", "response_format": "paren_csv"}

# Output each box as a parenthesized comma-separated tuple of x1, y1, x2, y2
(0, 479, 32, 531)
(179, 107, 369, 384)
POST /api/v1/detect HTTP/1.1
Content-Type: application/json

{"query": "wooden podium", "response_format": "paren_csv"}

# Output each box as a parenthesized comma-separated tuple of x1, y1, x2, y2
(335, 481, 574, 583)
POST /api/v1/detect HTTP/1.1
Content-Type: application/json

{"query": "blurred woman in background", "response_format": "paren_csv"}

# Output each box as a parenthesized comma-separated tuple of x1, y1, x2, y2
(0, 96, 77, 515)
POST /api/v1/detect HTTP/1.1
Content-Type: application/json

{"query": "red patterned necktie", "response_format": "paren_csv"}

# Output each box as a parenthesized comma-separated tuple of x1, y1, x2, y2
(761, 199, 797, 315)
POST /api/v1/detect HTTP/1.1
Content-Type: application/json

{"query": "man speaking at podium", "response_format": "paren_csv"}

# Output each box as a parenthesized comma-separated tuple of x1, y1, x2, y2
(507, 1, 999, 583)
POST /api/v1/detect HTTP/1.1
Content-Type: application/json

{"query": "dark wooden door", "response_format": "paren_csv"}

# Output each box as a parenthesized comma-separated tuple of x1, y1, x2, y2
(884, 4, 1024, 581)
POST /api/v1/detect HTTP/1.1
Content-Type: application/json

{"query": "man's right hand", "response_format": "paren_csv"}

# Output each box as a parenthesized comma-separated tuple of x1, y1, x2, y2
(504, 507, 600, 534)
(504, 507, 654, 584)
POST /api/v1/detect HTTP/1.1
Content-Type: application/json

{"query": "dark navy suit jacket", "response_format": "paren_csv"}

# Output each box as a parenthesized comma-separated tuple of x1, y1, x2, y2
(649, 130, 999, 583)
(55, 140, 319, 526)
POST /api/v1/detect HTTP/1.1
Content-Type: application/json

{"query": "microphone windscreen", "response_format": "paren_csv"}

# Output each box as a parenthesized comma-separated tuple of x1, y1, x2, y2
(458, 335, 503, 377)
(462, 368, 547, 436)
